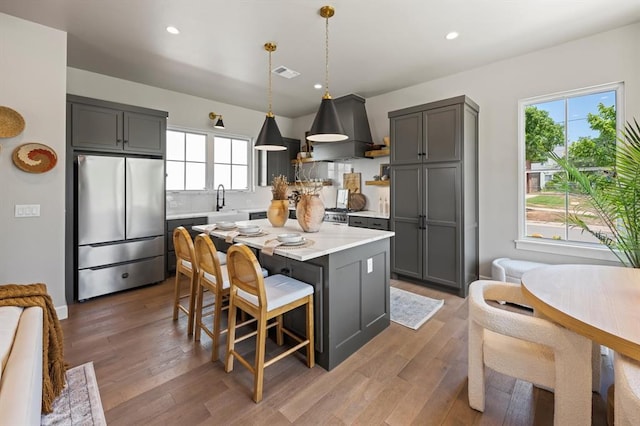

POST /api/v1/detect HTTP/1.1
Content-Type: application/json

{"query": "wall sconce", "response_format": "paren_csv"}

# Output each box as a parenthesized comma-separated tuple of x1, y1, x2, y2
(209, 112, 225, 129)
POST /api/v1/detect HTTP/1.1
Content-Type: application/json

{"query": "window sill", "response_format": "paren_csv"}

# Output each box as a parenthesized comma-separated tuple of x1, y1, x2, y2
(515, 238, 620, 263)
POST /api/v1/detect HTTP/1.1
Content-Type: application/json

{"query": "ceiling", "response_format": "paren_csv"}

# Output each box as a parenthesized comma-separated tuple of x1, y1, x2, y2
(1, 1, 639, 118)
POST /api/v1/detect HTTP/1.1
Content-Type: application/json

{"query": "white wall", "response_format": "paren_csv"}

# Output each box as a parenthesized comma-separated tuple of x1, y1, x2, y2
(67, 68, 298, 212)
(295, 23, 640, 277)
(0, 14, 68, 313)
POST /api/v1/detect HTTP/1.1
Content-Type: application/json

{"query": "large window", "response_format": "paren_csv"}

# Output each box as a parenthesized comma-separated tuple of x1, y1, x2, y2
(519, 83, 623, 249)
(212, 136, 249, 190)
(166, 130, 250, 191)
(166, 130, 206, 190)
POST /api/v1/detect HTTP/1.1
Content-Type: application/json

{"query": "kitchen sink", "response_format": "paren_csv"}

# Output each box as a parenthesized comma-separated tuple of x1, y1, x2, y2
(206, 210, 249, 223)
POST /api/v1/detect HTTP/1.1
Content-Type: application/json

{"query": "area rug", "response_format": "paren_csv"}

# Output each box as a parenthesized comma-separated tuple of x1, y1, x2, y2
(390, 287, 444, 330)
(41, 362, 106, 426)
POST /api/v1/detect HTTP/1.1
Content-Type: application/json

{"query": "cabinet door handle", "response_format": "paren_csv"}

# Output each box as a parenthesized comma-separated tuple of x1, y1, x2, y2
(419, 215, 426, 230)
(123, 139, 129, 144)
(280, 267, 291, 275)
(116, 139, 122, 144)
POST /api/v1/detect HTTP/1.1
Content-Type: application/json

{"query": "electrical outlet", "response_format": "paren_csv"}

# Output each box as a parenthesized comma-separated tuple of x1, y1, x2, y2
(367, 258, 373, 274)
(15, 204, 40, 217)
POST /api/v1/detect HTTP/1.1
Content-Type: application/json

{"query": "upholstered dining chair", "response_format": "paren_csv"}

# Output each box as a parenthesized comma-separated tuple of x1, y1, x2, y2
(468, 280, 593, 426)
(193, 233, 258, 362)
(172, 226, 198, 335)
(224, 244, 314, 403)
(614, 352, 640, 426)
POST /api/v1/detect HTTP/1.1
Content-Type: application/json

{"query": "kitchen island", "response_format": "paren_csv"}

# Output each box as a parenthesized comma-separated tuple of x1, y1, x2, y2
(193, 219, 394, 370)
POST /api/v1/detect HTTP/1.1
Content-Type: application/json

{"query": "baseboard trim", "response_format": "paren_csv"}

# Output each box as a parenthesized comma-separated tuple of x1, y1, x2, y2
(56, 304, 68, 320)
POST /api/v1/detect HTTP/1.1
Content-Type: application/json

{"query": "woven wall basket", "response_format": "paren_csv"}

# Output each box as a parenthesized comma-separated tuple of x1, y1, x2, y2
(0, 106, 26, 138)
(12, 143, 57, 173)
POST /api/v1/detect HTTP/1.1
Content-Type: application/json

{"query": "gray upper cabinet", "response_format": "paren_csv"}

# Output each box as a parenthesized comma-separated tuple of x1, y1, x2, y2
(390, 112, 422, 164)
(68, 95, 167, 155)
(389, 95, 478, 297)
(258, 137, 299, 186)
(391, 105, 461, 164)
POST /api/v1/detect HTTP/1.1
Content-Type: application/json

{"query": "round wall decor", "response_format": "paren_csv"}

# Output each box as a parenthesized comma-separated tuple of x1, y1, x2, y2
(12, 143, 58, 173)
(0, 106, 26, 138)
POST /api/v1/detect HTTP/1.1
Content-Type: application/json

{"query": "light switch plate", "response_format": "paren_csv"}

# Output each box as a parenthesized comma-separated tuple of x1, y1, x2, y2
(15, 204, 40, 217)
(367, 258, 373, 274)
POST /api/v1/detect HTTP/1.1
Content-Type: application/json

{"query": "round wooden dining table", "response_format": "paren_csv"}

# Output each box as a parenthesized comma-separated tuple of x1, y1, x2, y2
(521, 264, 640, 362)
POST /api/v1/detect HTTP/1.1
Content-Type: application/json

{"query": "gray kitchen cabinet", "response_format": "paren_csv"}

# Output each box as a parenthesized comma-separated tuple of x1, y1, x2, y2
(348, 216, 390, 230)
(257, 254, 324, 352)
(249, 211, 267, 220)
(258, 137, 300, 186)
(68, 95, 167, 155)
(166, 217, 207, 274)
(389, 95, 478, 297)
(390, 104, 460, 165)
(258, 237, 389, 370)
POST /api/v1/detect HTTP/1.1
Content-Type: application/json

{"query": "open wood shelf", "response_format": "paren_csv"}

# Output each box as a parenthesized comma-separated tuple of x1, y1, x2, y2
(365, 150, 390, 158)
(365, 180, 390, 186)
(290, 158, 317, 164)
(289, 180, 333, 187)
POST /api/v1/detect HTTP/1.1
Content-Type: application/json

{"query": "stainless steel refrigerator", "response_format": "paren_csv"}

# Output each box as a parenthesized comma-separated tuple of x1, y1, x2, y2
(76, 154, 165, 300)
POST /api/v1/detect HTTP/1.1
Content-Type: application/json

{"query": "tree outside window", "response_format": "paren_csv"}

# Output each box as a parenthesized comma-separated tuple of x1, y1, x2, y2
(522, 85, 621, 244)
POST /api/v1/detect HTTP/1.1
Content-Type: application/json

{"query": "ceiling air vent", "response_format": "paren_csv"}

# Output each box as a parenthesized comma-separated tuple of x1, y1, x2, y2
(272, 66, 300, 79)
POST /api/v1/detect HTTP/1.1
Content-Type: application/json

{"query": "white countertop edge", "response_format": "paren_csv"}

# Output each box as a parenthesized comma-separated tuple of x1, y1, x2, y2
(193, 220, 394, 261)
(346, 210, 390, 219)
(167, 211, 213, 220)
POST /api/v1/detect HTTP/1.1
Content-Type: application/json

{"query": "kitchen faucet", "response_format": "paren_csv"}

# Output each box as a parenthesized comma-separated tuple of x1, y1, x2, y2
(216, 184, 225, 211)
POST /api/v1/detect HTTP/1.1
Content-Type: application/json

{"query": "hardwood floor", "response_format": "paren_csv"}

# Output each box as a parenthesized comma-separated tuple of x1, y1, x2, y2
(61, 277, 609, 425)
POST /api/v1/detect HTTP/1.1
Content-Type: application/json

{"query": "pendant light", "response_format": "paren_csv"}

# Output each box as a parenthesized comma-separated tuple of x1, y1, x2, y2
(254, 42, 286, 151)
(307, 5, 348, 142)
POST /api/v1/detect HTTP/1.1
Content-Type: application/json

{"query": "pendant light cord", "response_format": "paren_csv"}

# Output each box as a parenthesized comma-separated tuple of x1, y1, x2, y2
(268, 46, 273, 116)
(324, 13, 330, 98)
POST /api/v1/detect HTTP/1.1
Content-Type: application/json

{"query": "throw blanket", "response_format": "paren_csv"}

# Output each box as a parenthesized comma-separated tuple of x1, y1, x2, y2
(0, 283, 66, 413)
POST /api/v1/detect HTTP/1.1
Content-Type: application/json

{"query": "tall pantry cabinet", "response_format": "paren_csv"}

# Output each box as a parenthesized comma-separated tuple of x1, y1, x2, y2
(388, 96, 478, 297)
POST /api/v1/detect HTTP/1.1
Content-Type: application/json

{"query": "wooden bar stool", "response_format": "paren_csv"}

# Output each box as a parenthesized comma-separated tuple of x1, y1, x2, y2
(193, 233, 257, 362)
(172, 226, 198, 335)
(224, 244, 314, 403)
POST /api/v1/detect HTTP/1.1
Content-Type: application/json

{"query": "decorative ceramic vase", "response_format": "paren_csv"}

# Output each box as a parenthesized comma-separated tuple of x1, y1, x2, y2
(296, 194, 325, 233)
(267, 199, 289, 227)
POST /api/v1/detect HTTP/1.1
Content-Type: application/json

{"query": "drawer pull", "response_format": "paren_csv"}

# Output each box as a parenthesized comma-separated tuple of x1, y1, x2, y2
(122, 272, 129, 279)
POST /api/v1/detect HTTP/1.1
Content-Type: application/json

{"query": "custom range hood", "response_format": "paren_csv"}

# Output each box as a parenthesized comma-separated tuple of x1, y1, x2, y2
(310, 94, 374, 161)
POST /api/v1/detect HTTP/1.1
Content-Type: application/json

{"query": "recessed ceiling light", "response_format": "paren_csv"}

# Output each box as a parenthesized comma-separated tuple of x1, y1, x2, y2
(314, 83, 322, 90)
(445, 31, 459, 40)
(166, 26, 180, 35)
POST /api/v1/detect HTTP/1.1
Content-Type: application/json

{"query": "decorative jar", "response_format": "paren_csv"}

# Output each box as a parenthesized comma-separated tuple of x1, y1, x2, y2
(267, 199, 289, 227)
(296, 194, 325, 232)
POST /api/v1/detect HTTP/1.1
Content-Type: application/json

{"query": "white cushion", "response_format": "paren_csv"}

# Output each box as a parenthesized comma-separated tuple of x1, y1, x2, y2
(203, 266, 268, 290)
(237, 274, 313, 312)
(491, 257, 547, 283)
(484, 330, 554, 389)
(0, 307, 43, 426)
(203, 265, 231, 289)
(180, 259, 193, 270)
(0, 306, 23, 382)
(182, 251, 226, 271)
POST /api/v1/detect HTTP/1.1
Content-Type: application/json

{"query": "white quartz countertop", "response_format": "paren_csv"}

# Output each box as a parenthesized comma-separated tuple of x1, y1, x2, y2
(347, 210, 389, 219)
(167, 208, 268, 220)
(193, 219, 394, 261)
(167, 211, 213, 220)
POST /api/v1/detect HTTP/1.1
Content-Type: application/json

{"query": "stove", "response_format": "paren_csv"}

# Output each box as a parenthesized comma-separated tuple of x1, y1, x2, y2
(324, 207, 351, 224)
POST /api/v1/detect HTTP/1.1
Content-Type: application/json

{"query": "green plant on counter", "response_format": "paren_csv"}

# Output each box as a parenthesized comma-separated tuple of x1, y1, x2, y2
(549, 119, 640, 267)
